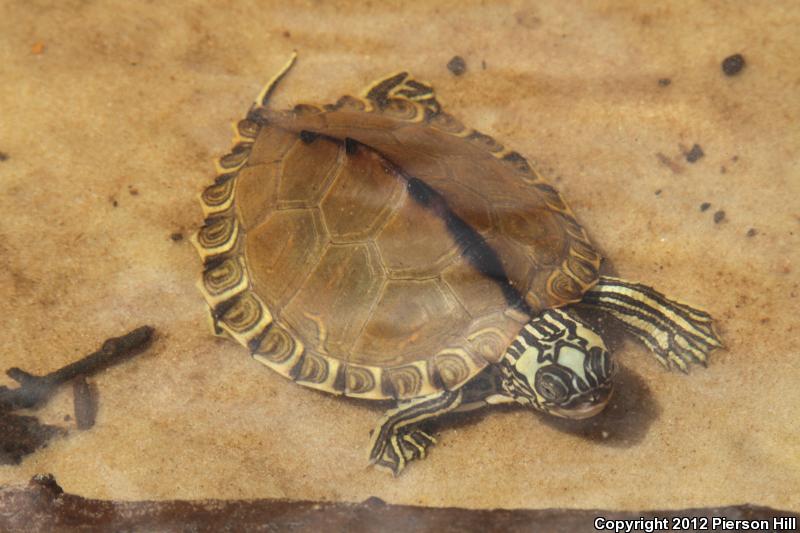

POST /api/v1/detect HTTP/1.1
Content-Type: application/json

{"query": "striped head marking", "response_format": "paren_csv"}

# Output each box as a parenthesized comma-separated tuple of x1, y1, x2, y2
(502, 309, 616, 419)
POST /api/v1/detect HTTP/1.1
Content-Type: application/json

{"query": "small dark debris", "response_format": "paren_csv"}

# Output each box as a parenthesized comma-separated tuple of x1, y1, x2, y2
(282, 30, 291, 38)
(0, 414, 64, 465)
(128, 186, 139, 196)
(722, 54, 745, 76)
(731, 155, 739, 162)
(112, 200, 118, 207)
(0, 151, 8, 161)
(655, 189, 662, 196)
(720, 165, 727, 174)
(658, 78, 671, 87)
(685, 144, 704, 163)
(170, 232, 184, 242)
(447, 56, 467, 76)
(700, 202, 711, 212)
(747, 228, 758, 237)
(481, 60, 487, 70)
(714, 210, 726, 224)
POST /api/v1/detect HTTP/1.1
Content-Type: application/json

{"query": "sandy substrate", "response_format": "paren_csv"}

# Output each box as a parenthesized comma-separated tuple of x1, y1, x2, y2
(1, 0, 798, 511)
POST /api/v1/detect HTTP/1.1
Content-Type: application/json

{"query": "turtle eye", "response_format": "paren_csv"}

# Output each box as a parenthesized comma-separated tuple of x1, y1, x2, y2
(534, 366, 572, 403)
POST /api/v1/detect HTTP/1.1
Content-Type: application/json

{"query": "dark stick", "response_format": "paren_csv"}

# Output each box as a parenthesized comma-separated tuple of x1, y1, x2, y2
(0, 326, 154, 412)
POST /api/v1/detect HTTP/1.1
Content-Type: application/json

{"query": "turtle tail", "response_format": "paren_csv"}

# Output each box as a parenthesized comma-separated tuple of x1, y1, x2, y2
(253, 51, 298, 112)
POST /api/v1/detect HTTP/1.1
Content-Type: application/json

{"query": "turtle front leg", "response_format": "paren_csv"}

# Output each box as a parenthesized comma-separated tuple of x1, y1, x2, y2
(368, 389, 463, 476)
(582, 276, 723, 371)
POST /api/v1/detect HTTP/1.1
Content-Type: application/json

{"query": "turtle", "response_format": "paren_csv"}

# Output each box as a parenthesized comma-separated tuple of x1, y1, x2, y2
(191, 54, 722, 475)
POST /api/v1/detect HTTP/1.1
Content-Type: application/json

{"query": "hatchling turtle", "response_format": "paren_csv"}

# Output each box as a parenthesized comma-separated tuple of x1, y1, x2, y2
(192, 55, 722, 475)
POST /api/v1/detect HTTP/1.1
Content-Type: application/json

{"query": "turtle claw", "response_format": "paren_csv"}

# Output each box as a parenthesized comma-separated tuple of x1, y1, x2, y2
(400, 429, 436, 461)
(369, 427, 437, 476)
(646, 325, 719, 372)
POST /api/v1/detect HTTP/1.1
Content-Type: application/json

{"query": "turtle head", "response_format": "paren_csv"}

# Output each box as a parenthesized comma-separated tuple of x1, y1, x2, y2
(501, 309, 616, 419)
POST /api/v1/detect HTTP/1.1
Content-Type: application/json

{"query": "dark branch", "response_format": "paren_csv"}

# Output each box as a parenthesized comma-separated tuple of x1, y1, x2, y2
(0, 326, 154, 412)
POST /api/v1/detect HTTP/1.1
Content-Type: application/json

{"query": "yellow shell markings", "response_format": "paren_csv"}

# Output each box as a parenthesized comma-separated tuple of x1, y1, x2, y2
(192, 56, 602, 402)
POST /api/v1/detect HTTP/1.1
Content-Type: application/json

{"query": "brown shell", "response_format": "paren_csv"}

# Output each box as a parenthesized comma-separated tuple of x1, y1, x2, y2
(262, 103, 601, 311)
(193, 69, 600, 401)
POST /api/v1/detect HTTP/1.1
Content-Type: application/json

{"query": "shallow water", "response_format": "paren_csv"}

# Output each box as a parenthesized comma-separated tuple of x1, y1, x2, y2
(1, 0, 798, 514)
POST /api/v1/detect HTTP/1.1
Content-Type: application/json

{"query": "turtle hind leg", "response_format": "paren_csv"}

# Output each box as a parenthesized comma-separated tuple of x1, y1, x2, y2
(362, 72, 442, 116)
(581, 276, 723, 372)
(368, 389, 463, 476)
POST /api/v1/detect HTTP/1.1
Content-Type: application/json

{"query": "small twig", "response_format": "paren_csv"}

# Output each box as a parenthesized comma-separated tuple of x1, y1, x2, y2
(73, 376, 98, 430)
(0, 326, 154, 412)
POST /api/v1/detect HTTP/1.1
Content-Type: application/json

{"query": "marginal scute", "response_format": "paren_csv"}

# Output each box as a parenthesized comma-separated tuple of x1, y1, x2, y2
(434, 353, 472, 390)
(333, 95, 368, 112)
(201, 178, 236, 213)
(292, 352, 329, 384)
(218, 142, 253, 172)
(547, 268, 585, 305)
(293, 103, 323, 115)
(567, 252, 600, 285)
(219, 292, 271, 336)
(467, 130, 503, 153)
(382, 364, 424, 398)
(570, 236, 600, 263)
(202, 256, 246, 299)
(255, 324, 303, 364)
(236, 118, 261, 140)
(428, 112, 466, 135)
(534, 182, 569, 212)
(380, 98, 423, 122)
(502, 151, 538, 181)
(344, 365, 377, 395)
(197, 216, 238, 256)
(558, 211, 588, 240)
(467, 323, 518, 363)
